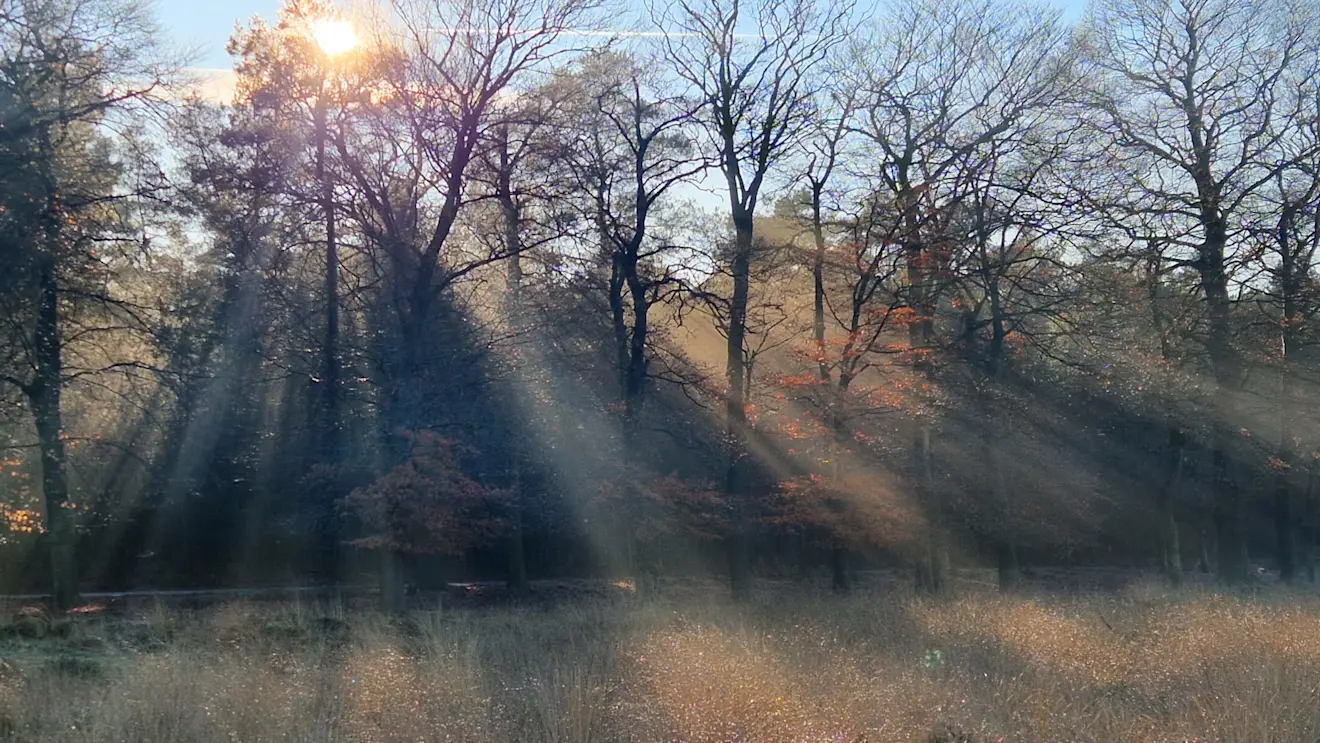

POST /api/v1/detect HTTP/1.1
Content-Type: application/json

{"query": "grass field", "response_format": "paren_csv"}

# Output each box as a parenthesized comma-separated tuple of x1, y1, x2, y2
(0, 575, 1316, 742)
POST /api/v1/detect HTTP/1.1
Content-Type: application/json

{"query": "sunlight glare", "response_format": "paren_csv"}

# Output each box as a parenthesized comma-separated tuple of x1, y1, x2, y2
(310, 18, 357, 57)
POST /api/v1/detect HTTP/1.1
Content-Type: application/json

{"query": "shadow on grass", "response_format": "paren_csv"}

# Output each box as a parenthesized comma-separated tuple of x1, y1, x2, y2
(0, 583, 1318, 741)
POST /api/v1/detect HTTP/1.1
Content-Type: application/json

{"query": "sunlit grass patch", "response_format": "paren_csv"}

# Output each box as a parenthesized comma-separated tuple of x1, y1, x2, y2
(0, 584, 1315, 740)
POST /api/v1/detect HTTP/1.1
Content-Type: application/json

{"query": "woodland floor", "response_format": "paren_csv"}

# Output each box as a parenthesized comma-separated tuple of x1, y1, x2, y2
(0, 572, 1314, 742)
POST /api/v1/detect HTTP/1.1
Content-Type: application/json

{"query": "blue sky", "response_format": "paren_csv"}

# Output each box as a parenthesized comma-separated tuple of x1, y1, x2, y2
(165, 0, 1088, 72)
(161, 0, 282, 69)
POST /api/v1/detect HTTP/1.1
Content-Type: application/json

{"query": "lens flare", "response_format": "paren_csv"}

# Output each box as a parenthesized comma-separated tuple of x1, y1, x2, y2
(310, 18, 357, 57)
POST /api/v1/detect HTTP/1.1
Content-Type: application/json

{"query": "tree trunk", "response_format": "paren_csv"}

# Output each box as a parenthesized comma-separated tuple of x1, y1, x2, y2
(916, 528, 950, 595)
(1198, 527, 1213, 574)
(977, 341, 1016, 595)
(1146, 255, 1182, 586)
(1211, 423, 1250, 584)
(1274, 479, 1296, 583)
(32, 384, 76, 610)
(913, 425, 950, 594)
(829, 541, 849, 593)
(621, 243, 654, 592)
(496, 131, 529, 594)
(32, 229, 77, 610)
(314, 83, 343, 584)
(996, 542, 1020, 591)
(1158, 489, 1183, 586)
(1274, 274, 1299, 583)
(623, 252, 649, 418)
(724, 214, 754, 600)
(811, 189, 829, 382)
(991, 458, 1021, 593)
(1158, 425, 1184, 586)
(505, 454, 528, 593)
(813, 186, 860, 597)
(1197, 214, 1249, 585)
(899, 184, 950, 595)
(1275, 200, 1306, 585)
(1212, 499, 1250, 583)
(1304, 465, 1317, 583)
(28, 137, 78, 610)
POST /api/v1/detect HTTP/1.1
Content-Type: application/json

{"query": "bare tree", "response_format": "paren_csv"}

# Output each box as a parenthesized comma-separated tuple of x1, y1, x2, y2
(543, 48, 709, 582)
(0, 0, 177, 609)
(337, 0, 603, 423)
(660, 0, 852, 597)
(774, 186, 907, 591)
(1078, 0, 1320, 583)
(328, 0, 604, 610)
(483, 103, 559, 592)
(555, 50, 706, 427)
(848, 0, 1075, 591)
(1242, 85, 1320, 582)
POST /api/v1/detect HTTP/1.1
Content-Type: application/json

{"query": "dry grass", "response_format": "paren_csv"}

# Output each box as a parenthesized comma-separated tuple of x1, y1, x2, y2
(0, 581, 1317, 742)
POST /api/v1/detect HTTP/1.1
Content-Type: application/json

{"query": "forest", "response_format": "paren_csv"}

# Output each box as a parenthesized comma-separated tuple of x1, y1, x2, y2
(3, 0, 1320, 613)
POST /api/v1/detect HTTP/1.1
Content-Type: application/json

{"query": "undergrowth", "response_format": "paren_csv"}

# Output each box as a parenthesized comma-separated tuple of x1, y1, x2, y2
(0, 581, 1314, 742)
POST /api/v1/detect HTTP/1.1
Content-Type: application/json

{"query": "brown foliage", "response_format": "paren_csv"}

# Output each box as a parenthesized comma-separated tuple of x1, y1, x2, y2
(592, 467, 728, 543)
(639, 474, 727, 542)
(773, 473, 920, 550)
(339, 431, 507, 555)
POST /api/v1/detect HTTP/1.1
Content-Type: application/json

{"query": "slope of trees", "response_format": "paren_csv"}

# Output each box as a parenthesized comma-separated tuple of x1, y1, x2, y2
(2, 0, 1320, 607)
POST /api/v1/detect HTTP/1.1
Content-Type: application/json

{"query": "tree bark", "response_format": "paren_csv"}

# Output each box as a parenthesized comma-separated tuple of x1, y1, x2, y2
(1274, 480, 1296, 583)
(1304, 466, 1317, 583)
(1270, 322, 1296, 583)
(724, 213, 754, 600)
(315, 84, 342, 464)
(623, 253, 648, 420)
(497, 133, 529, 594)
(996, 541, 1020, 591)
(829, 541, 849, 593)
(915, 528, 950, 594)
(620, 239, 654, 590)
(913, 425, 950, 594)
(811, 182, 858, 596)
(915, 403, 948, 594)
(1145, 251, 1183, 585)
(1211, 424, 1251, 584)
(899, 185, 951, 595)
(314, 80, 343, 584)
(31, 381, 76, 610)
(32, 159, 77, 610)
(811, 188, 829, 382)
(1196, 178, 1248, 585)
(1198, 527, 1213, 574)
(604, 228, 629, 399)
(1158, 426, 1185, 586)
(1273, 205, 1302, 584)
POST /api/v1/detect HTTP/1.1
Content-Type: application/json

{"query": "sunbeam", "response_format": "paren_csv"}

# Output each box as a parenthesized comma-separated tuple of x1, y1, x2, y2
(4, 0, 1320, 738)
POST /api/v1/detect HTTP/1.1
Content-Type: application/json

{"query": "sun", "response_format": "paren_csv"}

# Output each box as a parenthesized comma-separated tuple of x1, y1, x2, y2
(310, 18, 357, 57)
